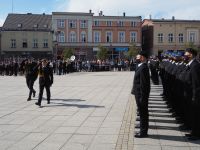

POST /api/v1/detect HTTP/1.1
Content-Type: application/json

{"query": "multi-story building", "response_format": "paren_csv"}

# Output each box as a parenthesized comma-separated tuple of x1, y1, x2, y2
(52, 11, 93, 59)
(52, 11, 142, 60)
(0, 27, 2, 57)
(142, 18, 200, 56)
(1, 13, 53, 58)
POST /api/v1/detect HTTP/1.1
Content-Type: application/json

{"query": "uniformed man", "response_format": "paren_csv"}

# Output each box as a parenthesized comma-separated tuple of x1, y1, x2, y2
(24, 59, 38, 101)
(131, 51, 150, 138)
(35, 59, 53, 107)
(183, 48, 200, 140)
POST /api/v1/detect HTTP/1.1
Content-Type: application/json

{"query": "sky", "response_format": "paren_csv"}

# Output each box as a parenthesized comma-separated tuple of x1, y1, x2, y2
(1, 0, 200, 26)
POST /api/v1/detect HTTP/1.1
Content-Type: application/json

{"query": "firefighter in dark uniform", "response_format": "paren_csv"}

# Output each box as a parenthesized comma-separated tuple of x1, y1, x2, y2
(131, 51, 150, 138)
(184, 48, 200, 140)
(35, 59, 53, 107)
(24, 59, 38, 101)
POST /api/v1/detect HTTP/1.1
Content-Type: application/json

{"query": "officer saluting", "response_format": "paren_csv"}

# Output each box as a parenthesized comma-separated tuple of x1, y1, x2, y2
(35, 59, 53, 107)
(131, 51, 150, 138)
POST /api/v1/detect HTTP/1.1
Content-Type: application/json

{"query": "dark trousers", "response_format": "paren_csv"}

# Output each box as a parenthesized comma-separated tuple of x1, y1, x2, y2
(191, 103, 200, 137)
(135, 94, 149, 134)
(38, 84, 51, 105)
(26, 77, 36, 99)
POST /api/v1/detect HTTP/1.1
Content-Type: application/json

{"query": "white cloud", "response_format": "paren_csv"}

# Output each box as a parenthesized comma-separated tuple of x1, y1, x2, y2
(55, 0, 200, 20)
(0, 18, 4, 27)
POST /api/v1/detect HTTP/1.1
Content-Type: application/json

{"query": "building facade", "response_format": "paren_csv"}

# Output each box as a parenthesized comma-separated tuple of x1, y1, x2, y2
(1, 13, 53, 58)
(142, 18, 200, 56)
(52, 11, 142, 60)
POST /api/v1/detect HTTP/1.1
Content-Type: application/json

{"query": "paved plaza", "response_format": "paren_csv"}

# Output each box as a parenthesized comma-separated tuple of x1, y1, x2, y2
(0, 72, 200, 150)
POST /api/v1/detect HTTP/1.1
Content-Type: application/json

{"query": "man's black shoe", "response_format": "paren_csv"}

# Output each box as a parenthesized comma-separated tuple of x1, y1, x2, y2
(33, 91, 36, 97)
(185, 133, 193, 137)
(180, 125, 190, 131)
(136, 117, 140, 121)
(187, 136, 200, 141)
(135, 132, 148, 138)
(27, 98, 31, 101)
(47, 101, 50, 104)
(35, 102, 41, 107)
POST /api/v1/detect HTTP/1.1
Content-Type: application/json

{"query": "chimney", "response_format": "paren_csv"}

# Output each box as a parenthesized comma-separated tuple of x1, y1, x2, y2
(149, 14, 152, 20)
(123, 12, 126, 17)
(172, 16, 175, 20)
(100, 11, 103, 16)
(89, 9, 92, 13)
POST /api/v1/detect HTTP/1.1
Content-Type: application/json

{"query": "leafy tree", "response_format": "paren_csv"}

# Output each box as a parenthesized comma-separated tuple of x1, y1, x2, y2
(63, 48, 73, 60)
(127, 43, 139, 59)
(97, 45, 108, 60)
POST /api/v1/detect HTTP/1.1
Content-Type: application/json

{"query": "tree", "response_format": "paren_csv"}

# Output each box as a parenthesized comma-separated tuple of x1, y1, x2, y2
(127, 43, 139, 59)
(63, 48, 73, 60)
(97, 45, 108, 60)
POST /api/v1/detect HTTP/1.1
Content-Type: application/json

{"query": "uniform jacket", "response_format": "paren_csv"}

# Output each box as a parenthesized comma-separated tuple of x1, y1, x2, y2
(131, 63, 150, 101)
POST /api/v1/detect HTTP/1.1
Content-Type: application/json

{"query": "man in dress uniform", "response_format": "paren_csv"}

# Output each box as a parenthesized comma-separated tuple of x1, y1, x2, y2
(131, 51, 150, 138)
(35, 59, 53, 107)
(24, 59, 38, 101)
(184, 48, 200, 140)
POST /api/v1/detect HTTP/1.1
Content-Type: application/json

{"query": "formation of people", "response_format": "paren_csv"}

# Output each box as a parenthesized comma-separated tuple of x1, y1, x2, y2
(132, 48, 200, 141)
(0, 58, 135, 76)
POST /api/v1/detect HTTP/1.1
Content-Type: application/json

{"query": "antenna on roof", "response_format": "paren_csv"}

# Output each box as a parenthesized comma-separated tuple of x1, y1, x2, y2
(12, 0, 14, 13)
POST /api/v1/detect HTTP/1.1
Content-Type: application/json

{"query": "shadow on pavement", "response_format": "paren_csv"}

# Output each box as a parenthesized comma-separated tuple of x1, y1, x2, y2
(44, 102, 105, 108)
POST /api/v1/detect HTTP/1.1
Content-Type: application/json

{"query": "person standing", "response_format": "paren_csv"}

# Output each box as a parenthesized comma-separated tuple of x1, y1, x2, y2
(184, 48, 200, 140)
(35, 59, 53, 107)
(131, 51, 150, 138)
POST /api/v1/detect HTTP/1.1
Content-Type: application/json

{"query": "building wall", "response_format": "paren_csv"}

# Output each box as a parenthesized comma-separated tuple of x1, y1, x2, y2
(1, 31, 53, 53)
(143, 19, 200, 55)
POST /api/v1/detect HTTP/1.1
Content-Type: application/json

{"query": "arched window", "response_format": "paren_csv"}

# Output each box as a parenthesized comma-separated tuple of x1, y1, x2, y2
(70, 31, 76, 42)
(58, 31, 65, 43)
(81, 31, 86, 43)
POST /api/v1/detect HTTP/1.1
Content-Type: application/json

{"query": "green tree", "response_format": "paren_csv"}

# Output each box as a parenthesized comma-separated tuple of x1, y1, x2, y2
(127, 43, 139, 59)
(63, 48, 73, 60)
(97, 45, 108, 60)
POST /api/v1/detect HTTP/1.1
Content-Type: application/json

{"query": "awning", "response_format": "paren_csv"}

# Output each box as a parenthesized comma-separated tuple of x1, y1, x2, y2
(115, 47, 129, 51)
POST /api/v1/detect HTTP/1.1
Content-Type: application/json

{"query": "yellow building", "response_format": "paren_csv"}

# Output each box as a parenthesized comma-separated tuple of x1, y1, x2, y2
(1, 13, 53, 58)
(142, 18, 200, 56)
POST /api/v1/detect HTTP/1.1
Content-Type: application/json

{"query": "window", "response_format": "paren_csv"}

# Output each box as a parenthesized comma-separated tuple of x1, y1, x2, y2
(22, 39, 28, 48)
(57, 19, 65, 28)
(94, 20, 100, 26)
(11, 39, 16, 48)
(189, 32, 196, 42)
(33, 39, 38, 48)
(130, 32, 137, 42)
(17, 24, 22, 28)
(69, 31, 76, 42)
(43, 39, 48, 48)
(94, 31, 101, 43)
(118, 32, 125, 42)
(168, 33, 174, 43)
(158, 33, 163, 43)
(80, 20, 87, 28)
(131, 21, 136, 27)
(118, 21, 124, 27)
(58, 31, 65, 42)
(106, 31, 112, 43)
(80, 32, 86, 43)
(178, 33, 184, 43)
(106, 21, 112, 27)
(69, 20, 76, 28)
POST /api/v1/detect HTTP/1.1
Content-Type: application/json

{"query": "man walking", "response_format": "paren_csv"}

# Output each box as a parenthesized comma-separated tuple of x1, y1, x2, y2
(35, 59, 53, 107)
(131, 51, 150, 138)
